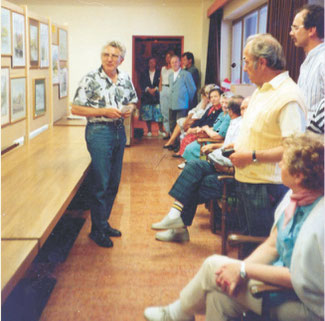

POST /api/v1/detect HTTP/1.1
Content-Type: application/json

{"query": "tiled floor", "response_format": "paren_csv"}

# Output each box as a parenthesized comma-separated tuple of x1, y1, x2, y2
(39, 137, 236, 321)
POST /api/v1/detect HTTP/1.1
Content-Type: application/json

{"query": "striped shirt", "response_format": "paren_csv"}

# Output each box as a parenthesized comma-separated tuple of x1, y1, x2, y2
(307, 98, 324, 134)
(298, 43, 325, 125)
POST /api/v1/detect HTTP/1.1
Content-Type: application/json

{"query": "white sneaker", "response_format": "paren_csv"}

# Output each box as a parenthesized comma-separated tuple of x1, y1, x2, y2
(144, 305, 195, 321)
(151, 215, 185, 230)
(147, 132, 152, 137)
(155, 228, 189, 242)
(178, 162, 186, 169)
(144, 306, 172, 321)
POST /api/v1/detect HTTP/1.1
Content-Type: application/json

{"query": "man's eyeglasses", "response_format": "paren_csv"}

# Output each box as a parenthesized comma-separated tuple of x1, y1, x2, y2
(291, 24, 304, 31)
(102, 53, 120, 60)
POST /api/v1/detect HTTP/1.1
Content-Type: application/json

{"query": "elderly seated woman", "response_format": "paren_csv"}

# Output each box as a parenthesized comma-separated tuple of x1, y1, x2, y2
(164, 84, 215, 151)
(145, 133, 324, 321)
(179, 95, 243, 168)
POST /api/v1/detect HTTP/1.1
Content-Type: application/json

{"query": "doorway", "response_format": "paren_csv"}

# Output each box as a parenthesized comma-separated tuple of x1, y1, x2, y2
(132, 36, 184, 136)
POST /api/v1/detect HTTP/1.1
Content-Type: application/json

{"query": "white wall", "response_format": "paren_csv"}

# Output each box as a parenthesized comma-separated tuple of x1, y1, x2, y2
(13, 0, 211, 99)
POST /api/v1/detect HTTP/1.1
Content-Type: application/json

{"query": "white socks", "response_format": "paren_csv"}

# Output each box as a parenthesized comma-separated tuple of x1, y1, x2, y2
(167, 201, 184, 219)
(168, 300, 193, 321)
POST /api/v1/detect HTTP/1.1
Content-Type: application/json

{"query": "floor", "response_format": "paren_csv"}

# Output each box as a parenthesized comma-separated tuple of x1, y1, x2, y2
(39, 133, 237, 321)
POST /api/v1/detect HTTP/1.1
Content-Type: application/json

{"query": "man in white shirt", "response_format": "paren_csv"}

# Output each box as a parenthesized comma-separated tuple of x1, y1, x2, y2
(290, 4, 324, 124)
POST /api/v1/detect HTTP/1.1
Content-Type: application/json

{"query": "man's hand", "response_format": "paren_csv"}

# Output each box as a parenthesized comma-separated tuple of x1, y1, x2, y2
(229, 151, 252, 168)
(121, 105, 134, 119)
(215, 263, 244, 297)
(104, 108, 123, 119)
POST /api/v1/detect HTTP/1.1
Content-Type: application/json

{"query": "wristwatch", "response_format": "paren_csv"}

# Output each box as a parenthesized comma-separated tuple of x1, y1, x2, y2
(240, 262, 247, 280)
(252, 150, 258, 163)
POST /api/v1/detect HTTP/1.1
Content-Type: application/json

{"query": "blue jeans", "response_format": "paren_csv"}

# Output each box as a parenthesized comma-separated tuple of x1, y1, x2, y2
(85, 122, 126, 233)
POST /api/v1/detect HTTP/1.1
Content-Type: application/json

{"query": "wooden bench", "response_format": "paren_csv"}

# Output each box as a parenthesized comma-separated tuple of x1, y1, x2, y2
(1, 125, 90, 303)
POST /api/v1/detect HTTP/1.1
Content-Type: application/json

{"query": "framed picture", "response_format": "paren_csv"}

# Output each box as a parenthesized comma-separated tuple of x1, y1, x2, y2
(40, 23, 49, 68)
(33, 78, 46, 118)
(10, 77, 26, 122)
(1, 68, 10, 126)
(58, 28, 67, 61)
(29, 18, 39, 67)
(12, 11, 26, 68)
(59, 68, 68, 98)
(1, 7, 12, 56)
(52, 44, 60, 84)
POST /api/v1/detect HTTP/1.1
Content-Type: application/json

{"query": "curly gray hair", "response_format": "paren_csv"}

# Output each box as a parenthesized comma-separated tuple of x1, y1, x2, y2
(101, 41, 126, 59)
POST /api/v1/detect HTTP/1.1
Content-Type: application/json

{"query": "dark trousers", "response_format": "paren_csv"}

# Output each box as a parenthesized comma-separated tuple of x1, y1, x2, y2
(85, 122, 126, 234)
(235, 181, 288, 237)
(169, 160, 223, 226)
(169, 109, 188, 133)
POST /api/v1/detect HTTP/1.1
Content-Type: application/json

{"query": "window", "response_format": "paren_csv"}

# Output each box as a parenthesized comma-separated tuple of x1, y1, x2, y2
(231, 5, 268, 84)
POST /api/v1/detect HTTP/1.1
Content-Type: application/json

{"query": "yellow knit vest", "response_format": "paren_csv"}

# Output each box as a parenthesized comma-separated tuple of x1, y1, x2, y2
(235, 77, 306, 184)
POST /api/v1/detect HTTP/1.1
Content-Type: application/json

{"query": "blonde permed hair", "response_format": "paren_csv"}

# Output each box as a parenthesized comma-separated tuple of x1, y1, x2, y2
(283, 133, 324, 192)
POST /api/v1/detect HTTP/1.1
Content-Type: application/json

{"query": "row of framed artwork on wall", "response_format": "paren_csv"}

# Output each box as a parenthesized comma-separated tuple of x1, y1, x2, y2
(1, 1, 69, 143)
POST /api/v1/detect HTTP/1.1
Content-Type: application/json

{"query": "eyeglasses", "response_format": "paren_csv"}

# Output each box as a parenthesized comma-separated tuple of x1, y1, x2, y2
(291, 24, 304, 31)
(102, 53, 120, 60)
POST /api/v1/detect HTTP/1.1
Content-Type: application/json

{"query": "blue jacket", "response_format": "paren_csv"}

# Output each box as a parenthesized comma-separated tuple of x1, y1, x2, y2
(169, 69, 196, 111)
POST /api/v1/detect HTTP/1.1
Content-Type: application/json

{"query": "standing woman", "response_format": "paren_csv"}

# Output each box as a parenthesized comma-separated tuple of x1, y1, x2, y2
(159, 50, 174, 138)
(140, 57, 164, 136)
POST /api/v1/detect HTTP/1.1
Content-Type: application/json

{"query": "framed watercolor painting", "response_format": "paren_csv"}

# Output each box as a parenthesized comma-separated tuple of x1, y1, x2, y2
(59, 68, 68, 98)
(12, 11, 26, 68)
(1, 7, 12, 56)
(10, 77, 26, 122)
(40, 23, 49, 68)
(1, 68, 10, 126)
(33, 78, 46, 117)
(29, 18, 39, 67)
(58, 28, 67, 61)
(52, 44, 60, 84)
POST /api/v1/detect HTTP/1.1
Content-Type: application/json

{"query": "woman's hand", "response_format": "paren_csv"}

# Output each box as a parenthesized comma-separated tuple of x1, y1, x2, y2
(215, 263, 244, 297)
(229, 151, 252, 168)
(201, 144, 215, 154)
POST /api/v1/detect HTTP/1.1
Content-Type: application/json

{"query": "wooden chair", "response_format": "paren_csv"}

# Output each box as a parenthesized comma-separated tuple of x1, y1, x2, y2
(197, 137, 223, 160)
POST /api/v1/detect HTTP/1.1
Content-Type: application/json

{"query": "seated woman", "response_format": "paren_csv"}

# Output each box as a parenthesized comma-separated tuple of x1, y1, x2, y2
(164, 84, 214, 150)
(181, 95, 243, 166)
(175, 87, 223, 157)
(145, 133, 324, 321)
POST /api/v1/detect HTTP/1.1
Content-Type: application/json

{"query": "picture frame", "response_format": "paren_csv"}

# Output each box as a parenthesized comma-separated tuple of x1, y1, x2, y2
(58, 28, 67, 61)
(40, 23, 49, 68)
(59, 68, 68, 99)
(12, 11, 26, 68)
(29, 18, 39, 67)
(1, 68, 10, 126)
(10, 77, 26, 122)
(33, 78, 46, 118)
(1, 7, 12, 56)
(52, 44, 60, 84)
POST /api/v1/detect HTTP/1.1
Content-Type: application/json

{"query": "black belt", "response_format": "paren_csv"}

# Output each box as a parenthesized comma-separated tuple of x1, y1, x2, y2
(162, 84, 169, 87)
(91, 119, 124, 127)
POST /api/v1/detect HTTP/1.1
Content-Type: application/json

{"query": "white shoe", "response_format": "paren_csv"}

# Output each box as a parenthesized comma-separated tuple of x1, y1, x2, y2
(147, 132, 152, 137)
(144, 305, 195, 321)
(144, 306, 172, 321)
(178, 162, 186, 169)
(155, 228, 189, 242)
(151, 215, 185, 230)
(158, 131, 167, 137)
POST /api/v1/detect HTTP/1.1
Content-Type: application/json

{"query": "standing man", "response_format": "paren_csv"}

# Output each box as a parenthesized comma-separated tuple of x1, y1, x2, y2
(72, 41, 138, 248)
(229, 34, 306, 241)
(181, 52, 200, 108)
(290, 4, 324, 124)
(169, 55, 196, 134)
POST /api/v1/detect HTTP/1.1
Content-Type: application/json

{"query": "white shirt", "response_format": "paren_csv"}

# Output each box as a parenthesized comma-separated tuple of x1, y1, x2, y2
(298, 42, 325, 125)
(173, 68, 181, 82)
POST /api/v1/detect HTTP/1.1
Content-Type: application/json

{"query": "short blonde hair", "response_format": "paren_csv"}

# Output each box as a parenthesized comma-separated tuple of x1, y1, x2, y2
(283, 133, 324, 191)
(101, 41, 126, 59)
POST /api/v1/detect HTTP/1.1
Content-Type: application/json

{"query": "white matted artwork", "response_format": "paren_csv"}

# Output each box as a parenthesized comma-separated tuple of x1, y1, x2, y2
(1, 68, 10, 126)
(11, 77, 26, 122)
(58, 28, 67, 61)
(12, 11, 26, 68)
(52, 44, 60, 84)
(40, 23, 49, 68)
(34, 78, 46, 117)
(1, 7, 12, 56)
(59, 68, 68, 98)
